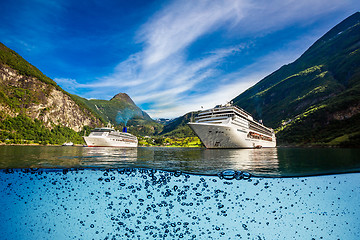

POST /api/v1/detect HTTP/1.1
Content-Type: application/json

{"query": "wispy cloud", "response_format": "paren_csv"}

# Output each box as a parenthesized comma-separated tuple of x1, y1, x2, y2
(54, 78, 81, 92)
(54, 0, 360, 118)
(64, 0, 249, 115)
(138, 0, 245, 66)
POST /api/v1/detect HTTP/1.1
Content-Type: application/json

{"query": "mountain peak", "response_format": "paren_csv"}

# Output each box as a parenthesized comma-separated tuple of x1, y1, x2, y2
(110, 93, 135, 105)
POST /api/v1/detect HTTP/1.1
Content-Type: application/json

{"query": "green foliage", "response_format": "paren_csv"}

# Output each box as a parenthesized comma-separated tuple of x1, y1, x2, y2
(339, 132, 360, 147)
(138, 136, 202, 147)
(127, 119, 163, 136)
(277, 111, 360, 147)
(162, 125, 195, 138)
(70, 94, 107, 124)
(0, 115, 86, 145)
(0, 85, 40, 111)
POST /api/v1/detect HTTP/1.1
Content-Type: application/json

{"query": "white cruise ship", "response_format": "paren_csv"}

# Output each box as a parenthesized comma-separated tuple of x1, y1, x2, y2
(83, 125, 138, 147)
(188, 103, 276, 148)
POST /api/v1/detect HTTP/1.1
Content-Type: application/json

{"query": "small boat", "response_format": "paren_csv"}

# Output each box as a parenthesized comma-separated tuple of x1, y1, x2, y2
(62, 142, 74, 146)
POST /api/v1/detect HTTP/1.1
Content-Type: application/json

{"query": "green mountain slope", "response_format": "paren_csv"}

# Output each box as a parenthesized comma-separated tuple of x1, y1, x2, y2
(0, 42, 103, 144)
(232, 12, 360, 146)
(72, 93, 163, 136)
(160, 112, 198, 137)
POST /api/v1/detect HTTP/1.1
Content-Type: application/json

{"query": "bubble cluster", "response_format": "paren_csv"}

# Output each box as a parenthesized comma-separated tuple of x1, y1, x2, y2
(218, 170, 251, 180)
(0, 169, 359, 239)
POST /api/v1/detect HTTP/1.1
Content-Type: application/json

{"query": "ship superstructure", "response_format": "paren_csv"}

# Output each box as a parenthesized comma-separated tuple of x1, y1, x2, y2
(188, 103, 276, 148)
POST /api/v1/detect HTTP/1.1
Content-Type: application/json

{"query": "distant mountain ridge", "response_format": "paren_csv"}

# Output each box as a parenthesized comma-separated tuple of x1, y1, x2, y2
(160, 111, 197, 137)
(232, 12, 360, 146)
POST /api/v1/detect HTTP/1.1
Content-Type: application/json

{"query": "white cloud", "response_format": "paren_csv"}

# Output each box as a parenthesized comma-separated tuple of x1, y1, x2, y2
(54, 78, 82, 92)
(56, 0, 360, 119)
(145, 69, 267, 119)
(138, 0, 246, 66)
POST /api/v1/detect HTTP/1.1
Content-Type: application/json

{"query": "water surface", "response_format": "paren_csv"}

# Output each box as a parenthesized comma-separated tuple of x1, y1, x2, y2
(1, 145, 359, 177)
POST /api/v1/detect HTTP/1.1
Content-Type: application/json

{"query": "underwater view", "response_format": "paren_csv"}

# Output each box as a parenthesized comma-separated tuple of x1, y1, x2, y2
(1, 146, 360, 239)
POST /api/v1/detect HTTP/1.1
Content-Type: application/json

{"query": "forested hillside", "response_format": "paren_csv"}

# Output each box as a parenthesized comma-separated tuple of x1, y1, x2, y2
(232, 12, 360, 147)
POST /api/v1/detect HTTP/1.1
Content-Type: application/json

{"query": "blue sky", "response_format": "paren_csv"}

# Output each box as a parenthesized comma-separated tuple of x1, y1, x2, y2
(1, 0, 359, 118)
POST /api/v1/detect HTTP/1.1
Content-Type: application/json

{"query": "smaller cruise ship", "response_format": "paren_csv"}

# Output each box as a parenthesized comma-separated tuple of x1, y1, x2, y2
(83, 124, 138, 147)
(188, 103, 276, 148)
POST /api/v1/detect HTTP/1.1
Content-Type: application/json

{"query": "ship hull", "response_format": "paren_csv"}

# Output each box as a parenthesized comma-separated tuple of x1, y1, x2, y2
(188, 122, 276, 149)
(83, 136, 138, 147)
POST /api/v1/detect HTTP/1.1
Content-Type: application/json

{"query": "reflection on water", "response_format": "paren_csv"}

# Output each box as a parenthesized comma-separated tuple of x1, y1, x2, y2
(203, 148, 280, 176)
(0, 146, 360, 177)
(80, 147, 138, 166)
(74, 147, 280, 176)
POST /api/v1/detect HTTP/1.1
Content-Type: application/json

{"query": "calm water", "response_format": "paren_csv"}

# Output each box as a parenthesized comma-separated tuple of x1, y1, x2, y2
(0, 145, 359, 177)
(1, 146, 360, 239)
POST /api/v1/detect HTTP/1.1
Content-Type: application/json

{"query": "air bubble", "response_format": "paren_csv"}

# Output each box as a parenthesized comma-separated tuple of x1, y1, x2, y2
(220, 170, 236, 180)
(5, 169, 14, 174)
(174, 171, 182, 177)
(235, 171, 243, 180)
(242, 172, 251, 180)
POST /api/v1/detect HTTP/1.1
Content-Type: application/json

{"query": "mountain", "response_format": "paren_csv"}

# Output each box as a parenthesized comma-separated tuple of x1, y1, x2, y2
(72, 93, 163, 136)
(232, 12, 360, 147)
(0, 42, 104, 144)
(160, 111, 198, 137)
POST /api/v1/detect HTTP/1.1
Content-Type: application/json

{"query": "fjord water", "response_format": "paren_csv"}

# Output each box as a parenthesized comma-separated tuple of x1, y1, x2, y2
(0, 146, 359, 177)
(0, 146, 360, 239)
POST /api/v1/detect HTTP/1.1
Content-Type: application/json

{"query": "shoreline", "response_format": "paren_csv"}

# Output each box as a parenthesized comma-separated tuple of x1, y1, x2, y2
(1, 143, 359, 149)
(0, 143, 85, 147)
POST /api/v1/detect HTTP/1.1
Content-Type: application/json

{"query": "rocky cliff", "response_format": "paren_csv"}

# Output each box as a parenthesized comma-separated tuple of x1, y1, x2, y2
(0, 43, 101, 132)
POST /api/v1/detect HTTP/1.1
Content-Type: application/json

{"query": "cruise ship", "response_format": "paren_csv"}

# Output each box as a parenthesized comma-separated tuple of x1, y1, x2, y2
(83, 125, 138, 147)
(188, 103, 276, 148)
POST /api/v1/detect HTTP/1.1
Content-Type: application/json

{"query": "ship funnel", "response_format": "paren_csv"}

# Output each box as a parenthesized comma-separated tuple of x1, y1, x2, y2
(123, 127, 127, 133)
